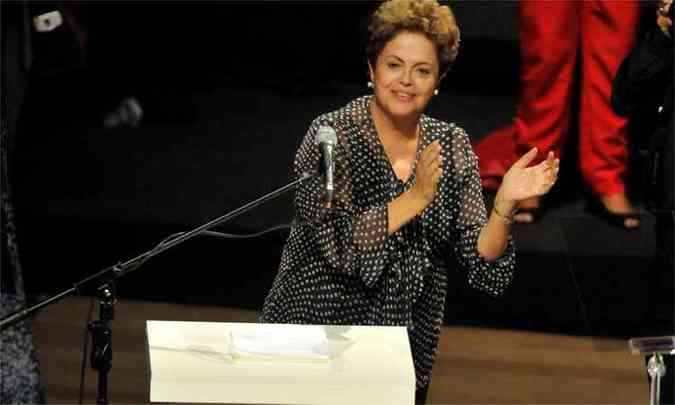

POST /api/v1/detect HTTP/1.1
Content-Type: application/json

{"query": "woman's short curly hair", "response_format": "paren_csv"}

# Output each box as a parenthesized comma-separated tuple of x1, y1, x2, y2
(366, 0, 460, 75)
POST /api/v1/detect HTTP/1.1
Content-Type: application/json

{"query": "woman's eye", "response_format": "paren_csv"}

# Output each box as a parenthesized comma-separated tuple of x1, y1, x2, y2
(418, 68, 431, 76)
(387, 62, 400, 69)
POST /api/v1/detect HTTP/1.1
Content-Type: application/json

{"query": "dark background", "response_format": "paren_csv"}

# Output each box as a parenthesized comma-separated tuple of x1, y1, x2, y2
(5, 1, 670, 339)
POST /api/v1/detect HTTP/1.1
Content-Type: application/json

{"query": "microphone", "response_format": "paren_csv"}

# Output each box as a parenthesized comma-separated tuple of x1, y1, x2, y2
(315, 125, 337, 207)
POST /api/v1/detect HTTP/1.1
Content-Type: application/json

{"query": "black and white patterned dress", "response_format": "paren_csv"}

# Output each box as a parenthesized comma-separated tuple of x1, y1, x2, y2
(260, 95, 515, 388)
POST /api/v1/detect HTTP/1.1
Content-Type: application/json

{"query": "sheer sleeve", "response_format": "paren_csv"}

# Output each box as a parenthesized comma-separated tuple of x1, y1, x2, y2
(293, 117, 391, 288)
(448, 128, 515, 297)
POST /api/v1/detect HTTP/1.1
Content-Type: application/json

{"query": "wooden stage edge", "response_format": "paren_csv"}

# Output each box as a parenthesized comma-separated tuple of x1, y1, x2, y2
(31, 296, 648, 404)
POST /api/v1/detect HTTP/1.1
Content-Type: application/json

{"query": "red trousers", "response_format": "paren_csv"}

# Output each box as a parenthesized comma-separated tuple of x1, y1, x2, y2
(475, 0, 640, 196)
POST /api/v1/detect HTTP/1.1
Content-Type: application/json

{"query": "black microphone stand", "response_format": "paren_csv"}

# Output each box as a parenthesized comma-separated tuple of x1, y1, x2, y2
(0, 172, 315, 404)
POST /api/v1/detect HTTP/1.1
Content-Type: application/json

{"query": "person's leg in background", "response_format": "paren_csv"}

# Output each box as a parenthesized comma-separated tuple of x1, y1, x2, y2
(475, 0, 580, 222)
(578, 0, 641, 228)
(646, 122, 674, 404)
(0, 123, 44, 404)
(1, 1, 45, 402)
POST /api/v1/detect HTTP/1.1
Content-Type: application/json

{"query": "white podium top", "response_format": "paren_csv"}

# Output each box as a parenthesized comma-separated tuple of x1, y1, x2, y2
(146, 320, 415, 405)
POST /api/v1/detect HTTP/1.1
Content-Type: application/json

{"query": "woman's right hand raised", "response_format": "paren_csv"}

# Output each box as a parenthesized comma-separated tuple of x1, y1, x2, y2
(412, 140, 443, 206)
(387, 140, 443, 235)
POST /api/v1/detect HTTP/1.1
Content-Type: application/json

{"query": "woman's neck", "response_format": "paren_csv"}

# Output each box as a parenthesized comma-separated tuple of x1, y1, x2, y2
(369, 98, 420, 141)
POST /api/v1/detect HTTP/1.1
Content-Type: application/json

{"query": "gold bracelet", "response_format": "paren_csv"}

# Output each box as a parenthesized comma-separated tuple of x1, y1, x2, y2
(492, 203, 515, 225)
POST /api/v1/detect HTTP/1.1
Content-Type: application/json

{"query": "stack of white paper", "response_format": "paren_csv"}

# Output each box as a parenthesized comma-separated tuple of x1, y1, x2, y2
(230, 324, 330, 361)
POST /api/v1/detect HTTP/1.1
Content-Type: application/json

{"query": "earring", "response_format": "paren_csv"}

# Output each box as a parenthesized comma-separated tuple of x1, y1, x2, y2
(367, 81, 374, 89)
(434, 89, 439, 96)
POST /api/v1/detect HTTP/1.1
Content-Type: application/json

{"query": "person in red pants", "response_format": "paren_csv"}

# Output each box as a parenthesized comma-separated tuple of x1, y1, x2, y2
(475, 0, 641, 228)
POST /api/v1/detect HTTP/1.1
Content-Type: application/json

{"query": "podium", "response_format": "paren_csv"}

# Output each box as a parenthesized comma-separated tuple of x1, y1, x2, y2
(146, 321, 416, 404)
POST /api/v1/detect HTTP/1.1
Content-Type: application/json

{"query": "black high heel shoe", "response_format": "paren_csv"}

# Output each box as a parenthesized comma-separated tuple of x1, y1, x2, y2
(511, 196, 544, 224)
(586, 198, 641, 230)
(513, 206, 542, 224)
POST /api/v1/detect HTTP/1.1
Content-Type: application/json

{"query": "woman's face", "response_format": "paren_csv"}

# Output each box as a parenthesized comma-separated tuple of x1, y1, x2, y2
(369, 30, 440, 123)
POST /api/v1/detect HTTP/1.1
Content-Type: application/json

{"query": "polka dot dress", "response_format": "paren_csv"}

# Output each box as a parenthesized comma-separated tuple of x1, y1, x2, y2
(260, 95, 516, 389)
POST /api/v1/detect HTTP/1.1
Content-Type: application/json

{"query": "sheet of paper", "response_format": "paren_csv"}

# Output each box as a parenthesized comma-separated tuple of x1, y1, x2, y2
(230, 324, 330, 361)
